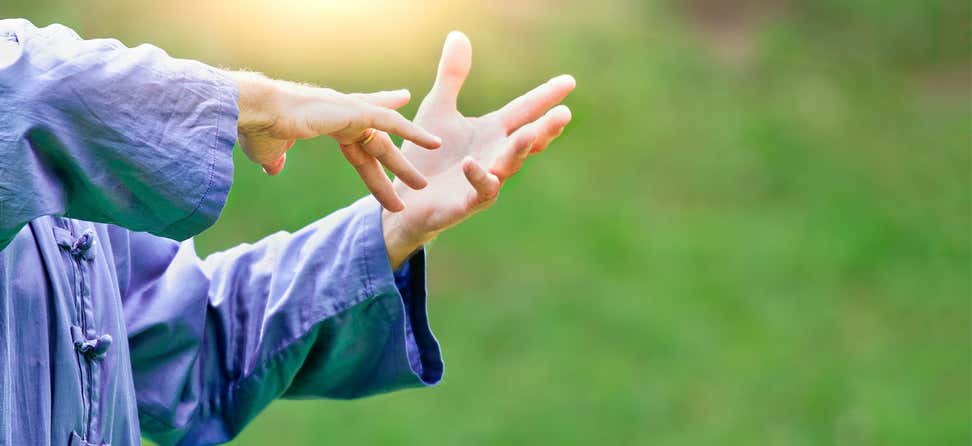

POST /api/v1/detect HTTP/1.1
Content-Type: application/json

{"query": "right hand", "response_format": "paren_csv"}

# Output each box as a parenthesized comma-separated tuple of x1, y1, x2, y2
(229, 71, 442, 212)
(381, 32, 575, 268)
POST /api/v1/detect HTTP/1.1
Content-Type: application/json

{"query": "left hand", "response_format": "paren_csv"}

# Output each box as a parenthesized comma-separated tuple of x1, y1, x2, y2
(230, 71, 442, 211)
(382, 31, 576, 267)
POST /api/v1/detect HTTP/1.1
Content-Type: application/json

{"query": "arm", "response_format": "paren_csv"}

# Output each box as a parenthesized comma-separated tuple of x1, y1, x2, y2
(122, 30, 570, 446)
(117, 197, 441, 446)
(0, 19, 238, 247)
(0, 19, 441, 251)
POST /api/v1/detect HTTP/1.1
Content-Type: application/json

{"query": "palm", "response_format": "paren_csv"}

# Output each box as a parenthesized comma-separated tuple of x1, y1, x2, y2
(396, 112, 500, 231)
(392, 32, 575, 236)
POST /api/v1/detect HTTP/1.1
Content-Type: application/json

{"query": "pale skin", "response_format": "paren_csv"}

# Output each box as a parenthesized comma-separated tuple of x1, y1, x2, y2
(233, 31, 575, 269)
(230, 71, 442, 211)
(382, 32, 575, 268)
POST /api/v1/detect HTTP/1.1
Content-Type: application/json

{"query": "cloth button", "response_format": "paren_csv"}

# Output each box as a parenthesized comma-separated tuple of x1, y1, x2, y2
(54, 228, 97, 260)
(70, 325, 112, 360)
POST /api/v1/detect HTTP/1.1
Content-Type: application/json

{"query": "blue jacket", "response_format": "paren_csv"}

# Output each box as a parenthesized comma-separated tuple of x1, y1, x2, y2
(0, 19, 442, 446)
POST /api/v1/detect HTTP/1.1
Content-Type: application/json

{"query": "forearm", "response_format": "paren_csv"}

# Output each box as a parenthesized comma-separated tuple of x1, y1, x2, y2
(126, 196, 442, 444)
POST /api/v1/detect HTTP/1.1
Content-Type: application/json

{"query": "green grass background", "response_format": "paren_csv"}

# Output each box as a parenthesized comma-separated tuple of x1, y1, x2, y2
(3, 0, 969, 444)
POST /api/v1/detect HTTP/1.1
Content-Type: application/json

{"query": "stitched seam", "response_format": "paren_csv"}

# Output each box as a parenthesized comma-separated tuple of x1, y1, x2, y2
(158, 89, 224, 235)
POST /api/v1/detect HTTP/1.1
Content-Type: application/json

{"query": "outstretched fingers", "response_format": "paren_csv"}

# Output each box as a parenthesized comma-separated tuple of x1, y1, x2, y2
(496, 74, 576, 134)
(463, 157, 501, 206)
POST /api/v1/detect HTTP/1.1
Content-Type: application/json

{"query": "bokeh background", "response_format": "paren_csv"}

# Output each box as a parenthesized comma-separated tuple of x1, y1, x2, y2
(4, 0, 969, 444)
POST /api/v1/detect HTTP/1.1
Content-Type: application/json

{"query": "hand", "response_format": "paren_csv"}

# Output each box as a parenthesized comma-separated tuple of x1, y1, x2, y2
(382, 32, 575, 267)
(229, 71, 443, 211)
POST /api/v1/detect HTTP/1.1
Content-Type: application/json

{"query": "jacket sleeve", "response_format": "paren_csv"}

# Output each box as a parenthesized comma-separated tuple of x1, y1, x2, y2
(115, 196, 443, 446)
(0, 19, 238, 249)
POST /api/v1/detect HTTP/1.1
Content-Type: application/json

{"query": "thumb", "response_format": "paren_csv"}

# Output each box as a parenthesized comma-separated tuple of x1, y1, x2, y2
(426, 31, 472, 111)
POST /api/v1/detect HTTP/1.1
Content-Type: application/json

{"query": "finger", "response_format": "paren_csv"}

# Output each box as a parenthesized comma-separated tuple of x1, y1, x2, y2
(262, 153, 287, 176)
(350, 89, 411, 109)
(425, 31, 472, 110)
(462, 157, 501, 204)
(490, 125, 538, 180)
(361, 131, 428, 189)
(365, 105, 442, 150)
(340, 143, 405, 212)
(495, 74, 576, 134)
(529, 105, 572, 154)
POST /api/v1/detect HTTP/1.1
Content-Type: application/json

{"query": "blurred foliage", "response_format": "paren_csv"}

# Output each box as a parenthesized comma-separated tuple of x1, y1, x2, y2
(3, 0, 969, 444)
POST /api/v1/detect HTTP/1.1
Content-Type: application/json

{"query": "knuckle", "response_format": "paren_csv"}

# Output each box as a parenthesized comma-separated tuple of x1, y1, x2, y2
(351, 107, 371, 126)
(370, 144, 390, 158)
(365, 111, 387, 130)
(381, 109, 405, 127)
(340, 146, 369, 167)
(480, 187, 499, 202)
(521, 131, 539, 147)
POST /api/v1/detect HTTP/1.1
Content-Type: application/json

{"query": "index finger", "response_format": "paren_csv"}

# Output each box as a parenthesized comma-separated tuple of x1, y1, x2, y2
(494, 74, 576, 134)
(365, 105, 442, 150)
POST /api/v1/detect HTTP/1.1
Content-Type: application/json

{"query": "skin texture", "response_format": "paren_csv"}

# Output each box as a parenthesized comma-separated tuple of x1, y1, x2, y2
(381, 32, 576, 268)
(230, 71, 442, 211)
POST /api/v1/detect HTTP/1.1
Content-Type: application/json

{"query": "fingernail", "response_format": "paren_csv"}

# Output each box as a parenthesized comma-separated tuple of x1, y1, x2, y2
(554, 74, 577, 88)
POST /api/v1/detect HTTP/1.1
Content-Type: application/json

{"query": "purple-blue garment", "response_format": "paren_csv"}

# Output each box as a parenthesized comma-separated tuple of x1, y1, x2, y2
(0, 19, 442, 446)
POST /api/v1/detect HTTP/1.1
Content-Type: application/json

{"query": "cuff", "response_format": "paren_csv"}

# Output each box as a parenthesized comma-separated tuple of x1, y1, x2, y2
(355, 196, 443, 387)
(157, 67, 238, 240)
(394, 249, 443, 385)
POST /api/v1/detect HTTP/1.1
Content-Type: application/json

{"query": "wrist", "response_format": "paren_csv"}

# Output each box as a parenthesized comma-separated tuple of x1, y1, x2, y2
(227, 70, 277, 132)
(382, 209, 436, 269)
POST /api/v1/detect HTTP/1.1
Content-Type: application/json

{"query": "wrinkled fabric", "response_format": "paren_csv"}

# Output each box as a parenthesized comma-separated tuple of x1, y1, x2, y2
(0, 19, 442, 446)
